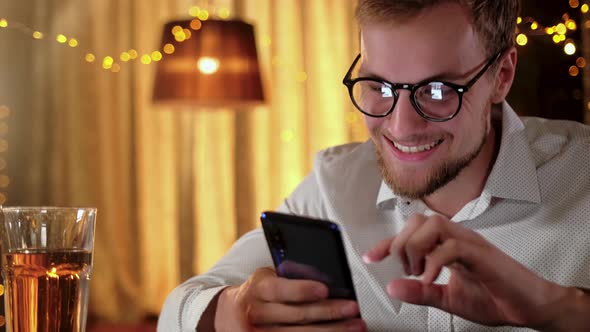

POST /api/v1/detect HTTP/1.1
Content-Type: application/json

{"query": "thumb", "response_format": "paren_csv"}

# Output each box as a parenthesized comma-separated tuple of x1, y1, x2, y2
(387, 279, 447, 309)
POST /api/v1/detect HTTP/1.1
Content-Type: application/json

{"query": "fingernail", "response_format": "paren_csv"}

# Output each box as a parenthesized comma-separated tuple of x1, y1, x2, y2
(341, 302, 358, 316)
(362, 254, 372, 264)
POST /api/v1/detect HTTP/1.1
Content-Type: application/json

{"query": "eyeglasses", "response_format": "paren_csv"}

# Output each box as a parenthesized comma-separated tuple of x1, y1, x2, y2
(342, 51, 504, 122)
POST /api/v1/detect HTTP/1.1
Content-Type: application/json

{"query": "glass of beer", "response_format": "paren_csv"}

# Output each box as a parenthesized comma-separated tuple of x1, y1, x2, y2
(0, 207, 96, 332)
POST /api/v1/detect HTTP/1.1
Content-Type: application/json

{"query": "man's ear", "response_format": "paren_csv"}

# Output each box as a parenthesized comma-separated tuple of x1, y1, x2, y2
(491, 47, 517, 103)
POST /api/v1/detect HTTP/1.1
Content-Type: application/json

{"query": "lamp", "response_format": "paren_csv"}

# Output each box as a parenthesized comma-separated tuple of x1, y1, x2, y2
(151, 17, 265, 279)
(152, 18, 265, 108)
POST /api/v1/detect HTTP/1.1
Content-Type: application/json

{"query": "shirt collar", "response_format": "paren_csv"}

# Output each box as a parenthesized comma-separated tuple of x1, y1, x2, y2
(376, 101, 541, 210)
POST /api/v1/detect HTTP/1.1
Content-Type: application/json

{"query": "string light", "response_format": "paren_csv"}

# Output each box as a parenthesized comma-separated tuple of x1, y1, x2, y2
(128, 49, 138, 59)
(0, 5, 231, 74)
(564, 40, 576, 55)
(56, 34, 67, 43)
(140, 54, 152, 65)
(582, 4, 589, 13)
(163, 43, 175, 54)
(218, 7, 231, 19)
(120, 52, 131, 62)
(197, 10, 210, 21)
(190, 19, 202, 30)
(85, 53, 96, 62)
(189, 6, 201, 17)
(151, 51, 163, 62)
(516, 33, 528, 46)
(102, 56, 114, 69)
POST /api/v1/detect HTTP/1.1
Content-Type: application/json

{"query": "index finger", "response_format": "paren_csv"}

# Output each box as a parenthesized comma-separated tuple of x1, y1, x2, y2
(253, 270, 329, 303)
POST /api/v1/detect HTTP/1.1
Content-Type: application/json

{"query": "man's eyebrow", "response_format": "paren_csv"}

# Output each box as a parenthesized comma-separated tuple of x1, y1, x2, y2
(358, 66, 469, 84)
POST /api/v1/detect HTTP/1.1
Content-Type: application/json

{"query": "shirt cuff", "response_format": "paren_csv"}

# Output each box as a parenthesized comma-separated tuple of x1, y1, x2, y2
(182, 285, 227, 332)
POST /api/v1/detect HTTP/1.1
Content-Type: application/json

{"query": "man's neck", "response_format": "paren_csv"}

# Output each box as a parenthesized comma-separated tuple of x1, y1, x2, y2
(422, 115, 502, 219)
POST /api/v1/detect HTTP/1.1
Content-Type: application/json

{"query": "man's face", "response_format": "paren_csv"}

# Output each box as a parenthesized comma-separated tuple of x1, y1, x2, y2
(359, 3, 497, 199)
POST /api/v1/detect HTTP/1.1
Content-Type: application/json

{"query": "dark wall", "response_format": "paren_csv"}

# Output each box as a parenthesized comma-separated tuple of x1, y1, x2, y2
(508, 0, 584, 122)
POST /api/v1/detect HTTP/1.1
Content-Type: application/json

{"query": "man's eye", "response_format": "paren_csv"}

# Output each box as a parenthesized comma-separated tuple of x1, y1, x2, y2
(419, 82, 454, 101)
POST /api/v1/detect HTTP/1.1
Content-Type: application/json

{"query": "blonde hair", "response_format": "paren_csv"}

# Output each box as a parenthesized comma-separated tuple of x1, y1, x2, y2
(356, 0, 520, 57)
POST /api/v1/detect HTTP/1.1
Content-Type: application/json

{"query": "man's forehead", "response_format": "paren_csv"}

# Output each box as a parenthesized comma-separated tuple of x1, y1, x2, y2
(358, 17, 484, 82)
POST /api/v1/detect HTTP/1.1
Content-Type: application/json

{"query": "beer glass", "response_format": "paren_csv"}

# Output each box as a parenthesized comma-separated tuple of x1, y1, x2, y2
(0, 207, 96, 332)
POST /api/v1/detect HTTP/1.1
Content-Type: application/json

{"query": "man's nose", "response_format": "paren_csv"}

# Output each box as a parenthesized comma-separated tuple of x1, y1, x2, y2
(385, 91, 429, 135)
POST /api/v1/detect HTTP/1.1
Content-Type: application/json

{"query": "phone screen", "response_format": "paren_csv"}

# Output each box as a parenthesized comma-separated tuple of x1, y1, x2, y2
(260, 211, 357, 300)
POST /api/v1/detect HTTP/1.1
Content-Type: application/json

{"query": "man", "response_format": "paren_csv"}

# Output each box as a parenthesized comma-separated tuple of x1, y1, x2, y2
(158, 0, 590, 331)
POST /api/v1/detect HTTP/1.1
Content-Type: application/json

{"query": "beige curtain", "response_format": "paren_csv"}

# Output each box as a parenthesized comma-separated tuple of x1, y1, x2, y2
(7, 0, 366, 322)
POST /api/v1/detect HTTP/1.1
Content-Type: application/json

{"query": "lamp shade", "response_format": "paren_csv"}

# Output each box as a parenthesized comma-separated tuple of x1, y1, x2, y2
(153, 19, 265, 108)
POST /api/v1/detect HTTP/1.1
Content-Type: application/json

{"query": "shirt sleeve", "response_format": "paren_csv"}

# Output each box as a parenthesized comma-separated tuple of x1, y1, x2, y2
(156, 228, 272, 332)
(157, 172, 325, 332)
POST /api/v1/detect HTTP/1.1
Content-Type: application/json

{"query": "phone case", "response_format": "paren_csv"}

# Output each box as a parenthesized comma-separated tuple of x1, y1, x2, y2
(260, 211, 357, 300)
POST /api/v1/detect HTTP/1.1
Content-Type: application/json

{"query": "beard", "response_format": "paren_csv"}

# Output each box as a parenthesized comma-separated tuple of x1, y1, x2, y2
(376, 120, 489, 200)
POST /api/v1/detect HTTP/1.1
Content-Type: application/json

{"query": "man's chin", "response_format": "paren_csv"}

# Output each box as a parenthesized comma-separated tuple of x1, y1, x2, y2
(377, 155, 434, 199)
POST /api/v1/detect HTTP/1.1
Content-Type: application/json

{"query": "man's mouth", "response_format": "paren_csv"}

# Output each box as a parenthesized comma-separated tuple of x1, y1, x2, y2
(391, 139, 443, 154)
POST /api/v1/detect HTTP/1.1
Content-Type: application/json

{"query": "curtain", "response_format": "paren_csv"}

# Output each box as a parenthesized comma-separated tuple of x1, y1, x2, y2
(2, 0, 366, 322)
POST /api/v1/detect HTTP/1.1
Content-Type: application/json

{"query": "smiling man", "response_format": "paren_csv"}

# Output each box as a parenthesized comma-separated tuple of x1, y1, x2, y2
(158, 1, 590, 331)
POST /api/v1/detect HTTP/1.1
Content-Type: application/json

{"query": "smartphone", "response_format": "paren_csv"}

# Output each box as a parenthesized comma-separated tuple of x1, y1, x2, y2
(260, 211, 358, 300)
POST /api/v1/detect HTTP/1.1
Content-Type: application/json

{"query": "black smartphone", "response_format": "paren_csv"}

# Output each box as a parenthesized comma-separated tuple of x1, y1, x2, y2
(260, 211, 358, 300)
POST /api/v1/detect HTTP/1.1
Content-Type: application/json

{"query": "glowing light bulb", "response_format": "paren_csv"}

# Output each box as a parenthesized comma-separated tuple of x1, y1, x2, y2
(189, 6, 200, 17)
(197, 57, 220, 74)
(564, 41, 576, 55)
(128, 49, 138, 59)
(32, 31, 43, 39)
(163, 43, 175, 54)
(566, 19, 577, 31)
(190, 19, 202, 30)
(172, 25, 183, 35)
(516, 17, 522, 24)
(570, 0, 579, 8)
(102, 56, 114, 69)
(141, 55, 152, 64)
(85, 53, 96, 62)
(218, 7, 230, 19)
(68, 38, 78, 47)
(569, 65, 579, 76)
(530, 22, 538, 30)
(576, 57, 586, 68)
(151, 51, 163, 61)
(183, 28, 192, 40)
(197, 10, 209, 21)
(56, 34, 67, 43)
(120, 52, 131, 62)
(582, 4, 589, 13)
(0, 19, 7, 28)
(516, 33, 528, 46)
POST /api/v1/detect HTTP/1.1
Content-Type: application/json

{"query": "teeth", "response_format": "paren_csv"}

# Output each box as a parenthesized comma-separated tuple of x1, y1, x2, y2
(393, 140, 441, 153)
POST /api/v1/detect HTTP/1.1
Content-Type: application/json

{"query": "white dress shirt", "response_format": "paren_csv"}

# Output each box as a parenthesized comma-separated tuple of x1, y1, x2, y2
(158, 102, 590, 331)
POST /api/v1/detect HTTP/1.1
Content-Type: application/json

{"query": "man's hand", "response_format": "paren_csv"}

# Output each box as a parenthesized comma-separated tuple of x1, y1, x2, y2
(363, 214, 575, 330)
(214, 267, 366, 332)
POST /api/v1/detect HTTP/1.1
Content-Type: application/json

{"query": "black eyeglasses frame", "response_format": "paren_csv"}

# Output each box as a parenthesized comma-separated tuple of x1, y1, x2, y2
(342, 50, 504, 122)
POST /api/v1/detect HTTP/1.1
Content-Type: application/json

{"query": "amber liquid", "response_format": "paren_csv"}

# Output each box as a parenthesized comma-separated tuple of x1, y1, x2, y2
(2, 249, 92, 332)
